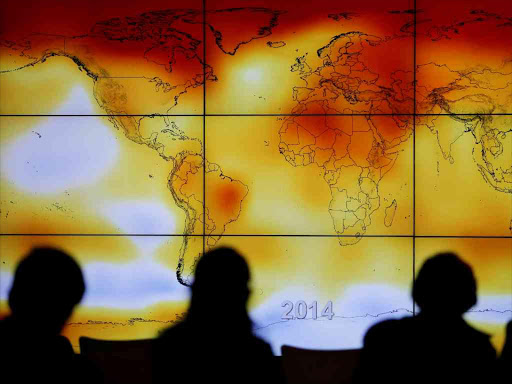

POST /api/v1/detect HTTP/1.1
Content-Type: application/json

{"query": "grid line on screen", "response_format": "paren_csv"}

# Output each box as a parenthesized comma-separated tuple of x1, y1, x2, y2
(203, 0, 207, 257)
(1, 234, 510, 239)
(3, 113, 512, 117)
(412, 0, 417, 317)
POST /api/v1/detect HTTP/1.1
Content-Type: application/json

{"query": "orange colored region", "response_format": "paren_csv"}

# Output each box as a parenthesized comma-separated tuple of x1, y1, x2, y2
(332, 133, 351, 159)
(369, 115, 409, 144)
(206, 166, 249, 235)
(213, 182, 244, 217)
(348, 131, 374, 167)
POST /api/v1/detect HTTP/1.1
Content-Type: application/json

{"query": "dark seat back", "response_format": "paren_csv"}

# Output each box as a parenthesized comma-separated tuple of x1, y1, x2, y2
(79, 337, 153, 384)
(281, 345, 361, 384)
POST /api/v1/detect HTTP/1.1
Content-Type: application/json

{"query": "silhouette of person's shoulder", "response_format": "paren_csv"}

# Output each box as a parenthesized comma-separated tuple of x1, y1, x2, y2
(365, 315, 494, 347)
(157, 320, 272, 352)
(454, 318, 494, 344)
(154, 320, 278, 384)
(0, 315, 74, 354)
(503, 320, 512, 359)
(366, 317, 406, 334)
(498, 320, 511, 379)
(357, 315, 496, 384)
(0, 316, 77, 382)
(157, 320, 188, 341)
(363, 317, 413, 345)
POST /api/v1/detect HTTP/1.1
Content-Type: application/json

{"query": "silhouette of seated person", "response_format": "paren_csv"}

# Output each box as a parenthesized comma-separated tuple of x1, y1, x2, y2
(153, 247, 283, 384)
(0, 247, 87, 383)
(354, 252, 496, 384)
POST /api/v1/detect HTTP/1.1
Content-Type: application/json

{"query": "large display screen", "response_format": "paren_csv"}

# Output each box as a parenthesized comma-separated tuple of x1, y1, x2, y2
(0, 0, 511, 354)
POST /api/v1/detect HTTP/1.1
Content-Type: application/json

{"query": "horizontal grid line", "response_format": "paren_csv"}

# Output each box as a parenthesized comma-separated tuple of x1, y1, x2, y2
(0, 234, 510, 239)
(2, 113, 512, 117)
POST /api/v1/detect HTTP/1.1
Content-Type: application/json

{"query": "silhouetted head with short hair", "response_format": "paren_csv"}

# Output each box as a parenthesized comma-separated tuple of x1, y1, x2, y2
(413, 252, 477, 316)
(187, 247, 251, 329)
(8, 247, 85, 335)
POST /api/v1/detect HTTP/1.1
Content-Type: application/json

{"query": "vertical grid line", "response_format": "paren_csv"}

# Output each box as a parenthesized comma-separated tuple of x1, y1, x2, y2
(412, 0, 417, 316)
(203, 0, 207, 255)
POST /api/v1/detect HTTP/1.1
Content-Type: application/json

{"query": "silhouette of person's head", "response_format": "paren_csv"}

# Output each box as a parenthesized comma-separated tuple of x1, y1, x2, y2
(187, 247, 251, 329)
(413, 252, 476, 317)
(8, 247, 85, 335)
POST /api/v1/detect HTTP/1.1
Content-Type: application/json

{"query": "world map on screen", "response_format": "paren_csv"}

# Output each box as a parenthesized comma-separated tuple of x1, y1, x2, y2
(0, 0, 511, 354)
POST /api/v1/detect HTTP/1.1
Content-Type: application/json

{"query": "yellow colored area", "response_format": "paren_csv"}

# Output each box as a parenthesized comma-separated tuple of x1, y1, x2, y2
(416, 120, 512, 236)
(213, 236, 414, 309)
(416, 238, 512, 295)
(0, 56, 103, 115)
